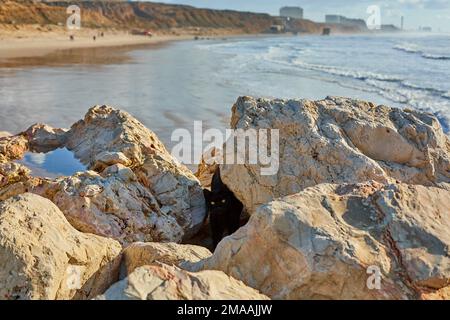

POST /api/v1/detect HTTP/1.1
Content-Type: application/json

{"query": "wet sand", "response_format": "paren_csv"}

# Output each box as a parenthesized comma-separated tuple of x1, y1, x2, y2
(0, 42, 172, 68)
(0, 33, 192, 60)
(0, 27, 279, 67)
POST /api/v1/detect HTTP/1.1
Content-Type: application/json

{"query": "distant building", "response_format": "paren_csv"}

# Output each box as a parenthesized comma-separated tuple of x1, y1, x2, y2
(325, 14, 367, 29)
(380, 24, 400, 32)
(280, 7, 304, 20)
(420, 26, 432, 32)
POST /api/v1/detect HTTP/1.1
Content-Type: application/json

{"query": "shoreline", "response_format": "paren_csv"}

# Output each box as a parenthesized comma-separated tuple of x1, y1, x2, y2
(0, 33, 195, 61)
(0, 29, 292, 68)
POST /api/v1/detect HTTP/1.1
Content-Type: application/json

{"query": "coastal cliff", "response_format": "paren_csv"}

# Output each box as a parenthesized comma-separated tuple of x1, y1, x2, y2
(0, 0, 365, 35)
(0, 97, 448, 300)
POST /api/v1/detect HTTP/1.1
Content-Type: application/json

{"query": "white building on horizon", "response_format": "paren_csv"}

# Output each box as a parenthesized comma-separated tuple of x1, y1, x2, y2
(325, 14, 367, 29)
(279, 6, 304, 20)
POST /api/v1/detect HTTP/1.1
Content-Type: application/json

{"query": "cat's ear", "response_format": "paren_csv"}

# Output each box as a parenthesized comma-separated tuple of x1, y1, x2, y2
(203, 189, 211, 202)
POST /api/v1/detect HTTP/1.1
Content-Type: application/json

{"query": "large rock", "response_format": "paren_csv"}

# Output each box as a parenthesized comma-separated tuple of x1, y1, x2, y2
(0, 105, 206, 244)
(65, 106, 205, 239)
(0, 131, 11, 138)
(0, 193, 122, 300)
(120, 242, 212, 276)
(0, 134, 28, 164)
(220, 96, 450, 212)
(24, 124, 67, 153)
(0, 162, 40, 201)
(34, 168, 185, 245)
(66, 106, 205, 239)
(195, 182, 450, 300)
(97, 263, 269, 300)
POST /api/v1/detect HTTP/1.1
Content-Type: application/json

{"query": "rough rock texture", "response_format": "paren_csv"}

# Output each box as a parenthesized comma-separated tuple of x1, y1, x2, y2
(121, 242, 212, 277)
(0, 163, 40, 201)
(64, 106, 205, 240)
(221, 96, 450, 212)
(195, 182, 450, 300)
(97, 263, 269, 300)
(195, 147, 219, 189)
(0, 132, 11, 138)
(0, 193, 122, 300)
(0, 133, 28, 163)
(0, 105, 206, 244)
(24, 124, 67, 153)
(34, 169, 185, 245)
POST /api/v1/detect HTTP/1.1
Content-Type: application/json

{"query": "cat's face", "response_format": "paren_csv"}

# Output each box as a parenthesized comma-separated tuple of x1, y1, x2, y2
(203, 189, 229, 214)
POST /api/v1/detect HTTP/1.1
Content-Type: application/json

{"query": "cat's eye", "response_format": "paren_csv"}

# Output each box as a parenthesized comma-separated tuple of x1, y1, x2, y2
(221, 199, 226, 203)
(211, 201, 215, 205)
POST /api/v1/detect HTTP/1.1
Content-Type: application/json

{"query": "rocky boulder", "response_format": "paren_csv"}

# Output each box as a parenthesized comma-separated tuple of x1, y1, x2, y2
(24, 124, 67, 153)
(97, 263, 269, 300)
(0, 105, 206, 244)
(0, 133, 28, 164)
(0, 193, 122, 300)
(195, 182, 450, 300)
(120, 242, 212, 277)
(34, 169, 185, 245)
(0, 162, 40, 201)
(65, 106, 205, 239)
(0, 131, 11, 138)
(220, 96, 450, 212)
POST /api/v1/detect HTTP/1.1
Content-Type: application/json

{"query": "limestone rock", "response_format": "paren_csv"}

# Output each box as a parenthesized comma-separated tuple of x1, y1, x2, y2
(0, 134, 28, 163)
(0, 162, 44, 202)
(65, 105, 166, 168)
(378, 183, 450, 297)
(0, 105, 206, 243)
(0, 193, 122, 300)
(134, 157, 205, 239)
(92, 151, 132, 172)
(220, 96, 450, 212)
(196, 182, 450, 300)
(24, 124, 67, 153)
(64, 105, 206, 239)
(195, 147, 219, 189)
(97, 263, 269, 300)
(121, 242, 212, 276)
(0, 132, 11, 138)
(33, 169, 184, 245)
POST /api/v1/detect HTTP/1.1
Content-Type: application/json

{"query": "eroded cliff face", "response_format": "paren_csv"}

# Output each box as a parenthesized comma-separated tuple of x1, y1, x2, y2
(0, 0, 272, 32)
(0, 0, 364, 34)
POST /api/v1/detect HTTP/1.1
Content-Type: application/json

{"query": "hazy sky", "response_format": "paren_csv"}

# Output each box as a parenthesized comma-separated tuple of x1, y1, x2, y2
(153, 0, 450, 32)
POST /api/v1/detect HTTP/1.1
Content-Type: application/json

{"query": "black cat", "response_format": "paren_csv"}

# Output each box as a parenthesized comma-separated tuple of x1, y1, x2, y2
(203, 168, 243, 249)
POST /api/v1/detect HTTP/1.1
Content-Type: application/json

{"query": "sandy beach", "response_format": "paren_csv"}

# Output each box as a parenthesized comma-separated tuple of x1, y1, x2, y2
(0, 26, 277, 69)
(0, 31, 193, 61)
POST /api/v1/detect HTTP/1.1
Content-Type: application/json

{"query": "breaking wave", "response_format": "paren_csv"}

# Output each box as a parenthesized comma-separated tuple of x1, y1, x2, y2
(394, 43, 450, 61)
